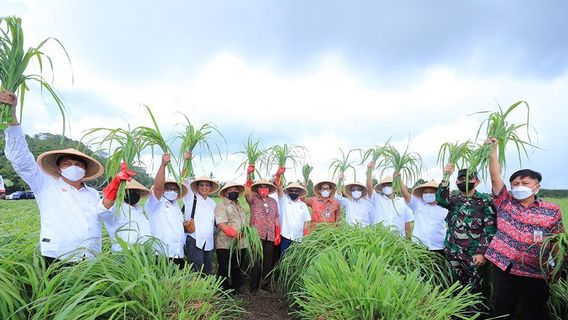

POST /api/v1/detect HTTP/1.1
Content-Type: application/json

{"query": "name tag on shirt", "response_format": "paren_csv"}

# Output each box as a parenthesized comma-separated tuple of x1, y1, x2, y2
(533, 230, 543, 243)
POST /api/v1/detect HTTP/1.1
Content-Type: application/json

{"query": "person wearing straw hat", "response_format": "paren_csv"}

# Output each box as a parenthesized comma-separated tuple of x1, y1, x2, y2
(246, 179, 280, 292)
(302, 180, 341, 231)
(181, 154, 221, 274)
(277, 182, 311, 255)
(215, 181, 248, 293)
(99, 178, 152, 252)
(366, 163, 414, 238)
(400, 179, 448, 255)
(145, 153, 188, 269)
(2, 90, 106, 264)
(335, 178, 374, 227)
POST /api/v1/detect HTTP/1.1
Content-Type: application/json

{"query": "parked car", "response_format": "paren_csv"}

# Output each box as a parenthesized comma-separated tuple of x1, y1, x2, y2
(7, 191, 35, 200)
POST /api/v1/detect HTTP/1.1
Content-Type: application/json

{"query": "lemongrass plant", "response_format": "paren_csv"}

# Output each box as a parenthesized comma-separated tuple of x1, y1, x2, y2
(265, 144, 307, 186)
(329, 148, 359, 196)
(302, 163, 314, 196)
(235, 133, 266, 183)
(0, 17, 71, 133)
(228, 224, 263, 278)
(469, 101, 537, 180)
(437, 141, 474, 180)
(176, 114, 225, 180)
(374, 144, 423, 194)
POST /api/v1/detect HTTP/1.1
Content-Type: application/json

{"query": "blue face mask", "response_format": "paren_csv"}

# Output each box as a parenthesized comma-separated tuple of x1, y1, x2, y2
(289, 193, 299, 201)
(511, 185, 538, 200)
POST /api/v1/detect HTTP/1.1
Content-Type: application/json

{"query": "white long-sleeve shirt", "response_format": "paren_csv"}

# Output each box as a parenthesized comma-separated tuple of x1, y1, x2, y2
(408, 196, 447, 250)
(5, 125, 103, 260)
(99, 201, 151, 252)
(370, 193, 414, 237)
(145, 194, 185, 258)
(335, 195, 374, 227)
(183, 180, 216, 251)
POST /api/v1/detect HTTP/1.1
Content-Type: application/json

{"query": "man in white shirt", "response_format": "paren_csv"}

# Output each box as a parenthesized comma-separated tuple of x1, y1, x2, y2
(99, 178, 152, 252)
(183, 175, 220, 275)
(400, 180, 448, 254)
(276, 182, 311, 256)
(335, 181, 374, 227)
(2, 90, 105, 265)
(145, 153, 187, 269)
(366, 162, 414, 238)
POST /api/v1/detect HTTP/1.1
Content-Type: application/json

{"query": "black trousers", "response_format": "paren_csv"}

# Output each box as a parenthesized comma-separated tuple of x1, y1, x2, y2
(216, 248, 245, 293)
(492, 263, 550, 320)
(250, 239, 275, 291)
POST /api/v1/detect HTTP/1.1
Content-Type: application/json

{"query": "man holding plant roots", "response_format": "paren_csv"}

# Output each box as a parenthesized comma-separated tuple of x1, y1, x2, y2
(2, 90, 106, 264)
(484, 137, 563, 319)
(436, 164, 496, 314)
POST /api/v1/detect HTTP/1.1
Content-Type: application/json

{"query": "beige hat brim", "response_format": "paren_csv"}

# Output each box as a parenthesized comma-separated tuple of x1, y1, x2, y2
(125, 179, 151, 198)
(251, 179, 277, 195)
(374, 175, 394, 192)
(313, 180, 336, 197)
(37, 148, 104, 181)
(344, 182, 367, 199)
(284, 182, 308, 197)
(190, 176, 221, 194)
(164, 180, 189, 199)
(412, 180, 439, 198)
(219, 181, 246, 197)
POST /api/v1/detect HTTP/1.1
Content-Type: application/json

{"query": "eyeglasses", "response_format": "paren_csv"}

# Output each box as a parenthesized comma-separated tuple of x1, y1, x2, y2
(198, 182, 211, 187)
(350, 188, 363, 192)
(320, 187, 331, 190)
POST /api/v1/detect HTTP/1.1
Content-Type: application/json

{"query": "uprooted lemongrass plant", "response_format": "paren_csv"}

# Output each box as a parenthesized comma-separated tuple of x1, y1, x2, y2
(235, 133, 267, 186)
(176, 114, 225, 180)
(228, 224, 263, 278)
(437, 141, 474, 181)
(469, 100, 538, 180)
(302, 163, 314, 196)
(266, 144, 307, 186)
(136, 105, 179, 181)
(82, 126, 147, 215)
(329, 148, 359, 196)
(374, 144, 424, 195)
(0, 16, 72, 133)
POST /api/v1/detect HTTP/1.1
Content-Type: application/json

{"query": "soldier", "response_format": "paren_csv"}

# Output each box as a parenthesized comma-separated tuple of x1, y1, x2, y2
(436, 164, 496, 314)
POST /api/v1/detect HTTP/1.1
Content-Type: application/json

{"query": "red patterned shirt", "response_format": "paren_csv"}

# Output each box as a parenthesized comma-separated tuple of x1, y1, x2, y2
(484, 186, 563, 279)
(247, 194, 279, 241)
(305, 196, 341, 224)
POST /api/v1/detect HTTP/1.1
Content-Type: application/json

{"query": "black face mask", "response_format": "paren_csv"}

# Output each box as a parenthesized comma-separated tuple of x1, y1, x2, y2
(124, 191, 141, 206)
(289, 193, 299, 201)
(457, 182, 476, 193)
(227, 191, 239, 201)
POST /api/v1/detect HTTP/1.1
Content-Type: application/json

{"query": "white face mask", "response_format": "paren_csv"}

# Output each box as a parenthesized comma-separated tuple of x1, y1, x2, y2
(382, 186, 393, 196)
(60, 165, 86, 182)
(511, 185, 537, 200)
(164, 191, 178, 201)
(422, 193, 436, 203)
(351, 190, 362, 199)
(320, 190, 331, 198)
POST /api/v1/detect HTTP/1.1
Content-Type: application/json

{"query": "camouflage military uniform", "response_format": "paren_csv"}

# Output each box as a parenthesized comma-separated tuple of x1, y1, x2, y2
(436, 183, 497, 295)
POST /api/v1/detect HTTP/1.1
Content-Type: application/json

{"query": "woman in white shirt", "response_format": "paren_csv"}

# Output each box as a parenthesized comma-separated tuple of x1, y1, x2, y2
(145, 153, 188, 269)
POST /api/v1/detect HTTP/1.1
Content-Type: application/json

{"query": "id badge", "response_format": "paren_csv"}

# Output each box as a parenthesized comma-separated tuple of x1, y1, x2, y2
(533, 230, 543, 243)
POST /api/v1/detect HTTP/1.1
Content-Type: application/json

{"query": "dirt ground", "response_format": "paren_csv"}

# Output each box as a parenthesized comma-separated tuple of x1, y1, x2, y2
(239, 289, 291, 320)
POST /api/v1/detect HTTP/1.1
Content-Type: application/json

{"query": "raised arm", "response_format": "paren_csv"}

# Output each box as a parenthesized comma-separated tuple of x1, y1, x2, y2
(487, 138, 505, 195)
(366, 161, 375, 198)
(435, 163, 455, 209)
(152, 154, 170, 200)
(395, 172, 411, 204)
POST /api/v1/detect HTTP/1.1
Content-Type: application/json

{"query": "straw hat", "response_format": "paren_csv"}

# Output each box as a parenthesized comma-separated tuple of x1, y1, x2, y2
(251, 179, 277, 195)
(284, 182, 308, 197)
(125, 179, 151, 198)
(190, 176, 221, 194)
(313, 180, 336, 197)
(374, 175, 393, 192)
(219, 181, 245, 198)
(344, 181, 367, 199)
(37, 148, 104, 181)
(412, 180, 439, 198)
(164, 179, 189, 199)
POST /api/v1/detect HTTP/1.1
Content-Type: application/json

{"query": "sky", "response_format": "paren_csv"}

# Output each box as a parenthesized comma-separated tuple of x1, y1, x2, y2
(2, 0, 568, 190)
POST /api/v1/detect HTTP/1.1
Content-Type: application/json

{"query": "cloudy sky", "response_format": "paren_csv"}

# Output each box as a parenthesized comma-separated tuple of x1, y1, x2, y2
(2, 0, 567, 190)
